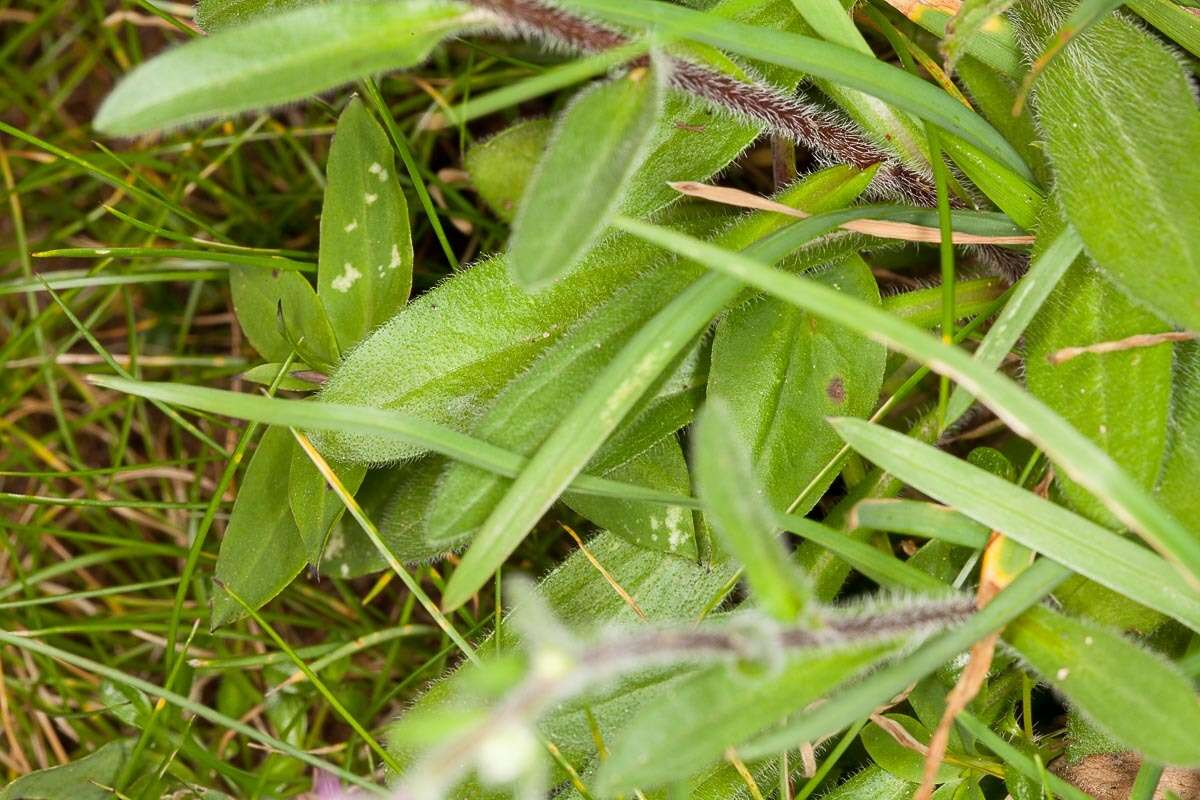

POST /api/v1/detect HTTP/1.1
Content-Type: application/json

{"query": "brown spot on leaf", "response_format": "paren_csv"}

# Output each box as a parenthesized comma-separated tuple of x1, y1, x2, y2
(827, 377, 846, 404)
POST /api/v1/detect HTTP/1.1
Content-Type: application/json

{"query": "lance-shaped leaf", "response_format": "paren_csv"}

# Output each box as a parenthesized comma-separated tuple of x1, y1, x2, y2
(212, 426, 307, 627)
(1024, 259, 1173, 525)
(694, 400, 811, 621)
(318, 98, 413, 351)
(312, 240, 666, 463)
(1003, 604, 1200, 765)
(828, 417, 1200, 633)
(508, 68, 664, 289)
(708, 255, 885, 513)
(1011, 0, 1200, 329)
(94, 1, 478, 135)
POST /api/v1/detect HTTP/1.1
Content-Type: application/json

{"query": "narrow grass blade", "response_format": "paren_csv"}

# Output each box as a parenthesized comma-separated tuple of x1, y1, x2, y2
(87, 376, 699, 508)
(829, 417, 1200, 632)
(611, 216, 1200, 594)
(694, 401, 812, 621)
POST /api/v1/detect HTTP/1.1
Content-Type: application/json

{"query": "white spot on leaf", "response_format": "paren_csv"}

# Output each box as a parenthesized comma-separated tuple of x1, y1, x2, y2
(1056, 667, 1070, 680)
(344, 219, 358, 233)
(388, 243, 402, 270)
(332, 262, 362, 293)
(364, 192, 378, 205)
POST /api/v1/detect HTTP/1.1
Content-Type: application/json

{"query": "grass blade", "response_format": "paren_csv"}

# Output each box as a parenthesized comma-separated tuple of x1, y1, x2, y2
(612, 216, 1200, 593)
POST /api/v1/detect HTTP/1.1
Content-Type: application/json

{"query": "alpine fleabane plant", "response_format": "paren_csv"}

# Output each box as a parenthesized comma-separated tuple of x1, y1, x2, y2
(3, 0, 1199, 797)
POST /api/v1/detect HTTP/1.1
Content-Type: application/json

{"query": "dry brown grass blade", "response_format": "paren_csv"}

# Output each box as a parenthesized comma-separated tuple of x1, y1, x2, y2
(669, 181, 1035, 245)
(1047, 330, 1197, 364)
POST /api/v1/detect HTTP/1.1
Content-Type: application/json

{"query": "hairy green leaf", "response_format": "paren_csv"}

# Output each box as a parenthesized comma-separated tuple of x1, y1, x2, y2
(1159, 341, 1200, 529)
(1025, 258, 1173, 525)
(708, 255, 885, 513)
(318, 98, 413, 350)
(195, 0, 314, 31)
(1012, 0, 1200, 328)
(509, 69, 664, 289)
(1004, 604, 1200, 765)
(95, 1, 477, 135)
(466, 118, 553, 223)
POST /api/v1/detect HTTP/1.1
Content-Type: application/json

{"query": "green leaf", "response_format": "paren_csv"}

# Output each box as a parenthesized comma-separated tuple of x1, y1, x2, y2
(558, 0, 1032, 177)
(1127, 0, 1200, 58)
(943, 216, 1082, 425)
(288, 446, 367, 565)
(849, 499, 990, 550)
(466, 118, 553, 223)
(1012, 0, 1200, 328)
(509, 69, 664, 289)
(596, 641, 895, 793)
(422, 233, 720, 549)
(228, 265, 297, 363)
(439, 165, 875, 611)
(94, 1, 476, 135)
(708, 255, 885, 513)
(862, 714, 960, 783)
(1024, 258, 1173, 525)
(822, 766, 914, 800)
(313, 238, 676, 464)
(564, 435, 698, 558)
(613, 215, 1200, 604)
(278, 269, 340, 372)
(195, 0, 314, 31)
(941, 0, 1016, 75)
(0, 741, 131, 800)
(1003, 604, 1200, 765)
(212, 426, 307, 627)
(318, 98, 413, 350)
(320, 461, 444, 577)
(694, 400, 812, 621)
(1158, 341, 1200, 528)
(828, 417, 1200, 632)
(92, 375, 699, 509)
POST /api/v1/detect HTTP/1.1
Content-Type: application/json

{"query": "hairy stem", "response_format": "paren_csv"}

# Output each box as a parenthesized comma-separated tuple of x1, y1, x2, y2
(467, 0, 940, 205)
